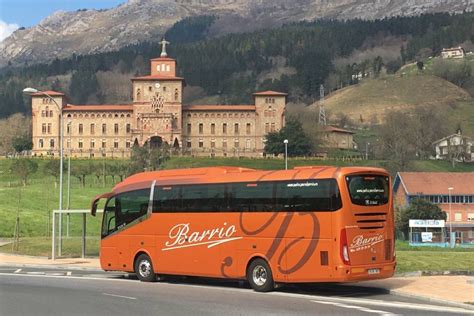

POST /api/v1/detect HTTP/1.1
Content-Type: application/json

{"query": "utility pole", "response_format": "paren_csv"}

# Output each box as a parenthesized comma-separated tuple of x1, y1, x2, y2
(318, 84, 326, 126)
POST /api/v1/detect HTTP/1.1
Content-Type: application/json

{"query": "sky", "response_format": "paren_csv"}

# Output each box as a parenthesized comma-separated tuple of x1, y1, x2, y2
(0, 0, 125, 41)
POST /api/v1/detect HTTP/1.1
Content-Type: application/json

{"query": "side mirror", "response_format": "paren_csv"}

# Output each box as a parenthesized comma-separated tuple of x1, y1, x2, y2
(91, 199, 98, 217)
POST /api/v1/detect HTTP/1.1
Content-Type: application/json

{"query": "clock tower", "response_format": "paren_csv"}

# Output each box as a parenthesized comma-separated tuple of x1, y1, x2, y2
(130, 39, 184, 148)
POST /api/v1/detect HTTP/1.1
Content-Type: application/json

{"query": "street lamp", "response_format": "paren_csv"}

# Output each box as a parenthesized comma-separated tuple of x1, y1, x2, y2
(23, 87, 64, 258)
(448, 187, 454, 246)
(66, 121, 72, 238)
(283, 139, 288, 170)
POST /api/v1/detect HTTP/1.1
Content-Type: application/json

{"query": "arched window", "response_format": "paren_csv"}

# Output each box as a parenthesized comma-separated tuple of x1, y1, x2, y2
(49, 110, 53, 117)
(45, 107, 49, 117)
(136, 88, 141, 101)
(174, 88, 179, 101)
(39, 139, 44, 148)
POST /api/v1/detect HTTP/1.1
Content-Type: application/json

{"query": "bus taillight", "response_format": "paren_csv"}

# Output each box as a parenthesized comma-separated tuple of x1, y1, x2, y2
(340, 228, 350, 265)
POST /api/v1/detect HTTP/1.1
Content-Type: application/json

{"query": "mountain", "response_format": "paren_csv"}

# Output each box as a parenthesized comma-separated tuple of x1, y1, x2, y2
(1, 0, 473, 67)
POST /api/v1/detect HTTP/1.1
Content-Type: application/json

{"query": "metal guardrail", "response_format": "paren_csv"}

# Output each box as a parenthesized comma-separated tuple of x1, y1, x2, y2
(52, 209, 103, 260)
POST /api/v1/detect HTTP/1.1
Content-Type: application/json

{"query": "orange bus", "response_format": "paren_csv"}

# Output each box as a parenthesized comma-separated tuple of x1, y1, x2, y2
(91, 166, 395, 292)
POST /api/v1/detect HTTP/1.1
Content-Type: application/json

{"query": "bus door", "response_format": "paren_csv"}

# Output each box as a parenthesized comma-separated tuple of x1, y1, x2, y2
(101, 197, 120, 270)
(344, 174, 392, 267)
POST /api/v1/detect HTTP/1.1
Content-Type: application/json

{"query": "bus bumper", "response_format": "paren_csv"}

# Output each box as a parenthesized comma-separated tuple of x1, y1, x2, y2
(334, 261, 396, 282)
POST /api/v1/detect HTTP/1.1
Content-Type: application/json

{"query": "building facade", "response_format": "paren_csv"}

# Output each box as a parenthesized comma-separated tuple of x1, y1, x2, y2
(393, 172, 474, 243)
(30, 45, 286, 158)
(441, 47, 466, 59)
(432, 130, 473, 162)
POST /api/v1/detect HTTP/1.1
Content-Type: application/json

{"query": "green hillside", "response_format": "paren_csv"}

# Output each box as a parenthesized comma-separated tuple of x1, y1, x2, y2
(311, 74, 474, 135)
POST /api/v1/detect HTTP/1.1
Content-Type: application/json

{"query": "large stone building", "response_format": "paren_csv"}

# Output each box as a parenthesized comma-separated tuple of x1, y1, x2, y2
(30, 42, 286, 158)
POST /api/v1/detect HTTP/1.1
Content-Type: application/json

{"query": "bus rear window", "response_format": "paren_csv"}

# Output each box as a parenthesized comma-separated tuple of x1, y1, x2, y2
(346, 175, 389, 206)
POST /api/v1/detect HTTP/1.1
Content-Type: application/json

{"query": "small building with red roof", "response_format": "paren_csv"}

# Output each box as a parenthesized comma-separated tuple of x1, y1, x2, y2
(393, 172, 474, 243)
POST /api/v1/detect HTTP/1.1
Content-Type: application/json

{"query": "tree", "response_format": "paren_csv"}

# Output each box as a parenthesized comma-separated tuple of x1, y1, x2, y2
(43, 159, 62, 187)
(396, 198, 446, 239)
(264, 118, 312, 156)
(71, 164, 90, 188)
(0, 113, 31, 155)
(432, 59, 472, 87)
(385, 59, 402, 74)
(376, 111, 415, 171)
(115, 161, 130, 182)
(416, 61, 424, 71)
(12, 135, 32, 153)
(10, 159, 38, 186)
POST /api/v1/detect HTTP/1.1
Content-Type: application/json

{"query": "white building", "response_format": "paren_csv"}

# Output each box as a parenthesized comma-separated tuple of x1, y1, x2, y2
(441, 47, 466, 59)
(432, 130, 473, 162)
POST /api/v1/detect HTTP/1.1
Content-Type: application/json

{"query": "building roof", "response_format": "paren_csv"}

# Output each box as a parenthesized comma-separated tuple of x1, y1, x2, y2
(442, 47, 465, 52)
(323, 126, 355, 134)
(253, 90, 288, 96)
(131, 75, 184, 81)
(182, 105, 256, 111)
(395, 172, 474, 195)
(31, 90, 65, 96)
(63, 104, 133, 111)
(432, 133, 472, 145)
(150, 57, 176, 61)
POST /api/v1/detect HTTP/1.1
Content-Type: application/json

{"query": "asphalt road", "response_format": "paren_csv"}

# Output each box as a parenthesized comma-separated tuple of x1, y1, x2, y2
(0, 266, 472, 316)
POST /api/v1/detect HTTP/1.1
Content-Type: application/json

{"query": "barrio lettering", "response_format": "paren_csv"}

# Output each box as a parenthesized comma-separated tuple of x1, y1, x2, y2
(162, 222, 241, 251)
(349, 234, 384, 252)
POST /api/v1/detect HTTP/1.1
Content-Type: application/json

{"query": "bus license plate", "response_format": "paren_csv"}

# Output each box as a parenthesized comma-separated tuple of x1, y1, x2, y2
(368, 269, 380, 275)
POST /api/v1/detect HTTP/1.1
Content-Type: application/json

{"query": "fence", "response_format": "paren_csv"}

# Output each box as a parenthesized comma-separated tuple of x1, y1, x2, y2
(52, 209, 102, 260)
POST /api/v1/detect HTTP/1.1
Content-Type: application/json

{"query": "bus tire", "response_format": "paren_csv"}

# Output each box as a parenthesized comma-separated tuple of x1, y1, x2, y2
(134, 253, 156, 282)
(247, 258, 274, 292)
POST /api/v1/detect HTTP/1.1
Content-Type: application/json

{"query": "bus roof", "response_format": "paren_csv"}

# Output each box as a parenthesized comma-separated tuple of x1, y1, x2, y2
(112, 166, 389, 192)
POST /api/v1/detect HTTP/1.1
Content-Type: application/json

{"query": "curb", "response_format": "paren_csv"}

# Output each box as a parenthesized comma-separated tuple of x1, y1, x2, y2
(388, 289, 474, 311)
(395, 270, 474, 277)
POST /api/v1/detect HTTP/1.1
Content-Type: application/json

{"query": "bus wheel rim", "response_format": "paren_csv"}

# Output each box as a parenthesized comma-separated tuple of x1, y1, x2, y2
(252, 265, 267, 286)
(139, 260, 151, 278)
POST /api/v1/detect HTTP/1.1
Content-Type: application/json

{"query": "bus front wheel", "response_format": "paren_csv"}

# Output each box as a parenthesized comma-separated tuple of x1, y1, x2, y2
(134, 253, 156, 282)
(247, 258, 274, 292)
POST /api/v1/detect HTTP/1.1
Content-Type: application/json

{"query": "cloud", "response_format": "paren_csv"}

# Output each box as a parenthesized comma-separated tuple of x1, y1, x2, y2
(0, 19, 19, 42)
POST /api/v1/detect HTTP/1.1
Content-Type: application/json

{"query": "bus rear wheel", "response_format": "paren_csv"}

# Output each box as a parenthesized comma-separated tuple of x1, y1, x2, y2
(247, 259, 274, 292)
(134, 254, 156, 282)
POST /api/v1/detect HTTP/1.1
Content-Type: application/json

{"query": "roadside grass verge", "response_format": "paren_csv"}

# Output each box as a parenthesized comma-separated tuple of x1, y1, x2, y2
(396, 251, 474, 273)
(0, 237, 100, 258)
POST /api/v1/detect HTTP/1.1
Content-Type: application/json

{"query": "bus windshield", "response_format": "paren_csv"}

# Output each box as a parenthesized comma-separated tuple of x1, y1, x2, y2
(346, 175, 389, 206)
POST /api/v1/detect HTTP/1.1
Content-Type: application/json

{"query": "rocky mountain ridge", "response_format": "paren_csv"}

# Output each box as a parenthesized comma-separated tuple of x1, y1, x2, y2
(1, 0, 473, 66)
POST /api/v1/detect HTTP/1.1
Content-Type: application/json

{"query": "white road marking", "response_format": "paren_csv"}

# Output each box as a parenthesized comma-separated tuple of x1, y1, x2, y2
(1, 273, 472, 314)
(102, 293, 136, 300)
(66, 271, 72, 276)
(13, 269, 22, 273)
(26, 272, 45, 275)
(307, 297, 473, 314)
(312, 300, 397, 316)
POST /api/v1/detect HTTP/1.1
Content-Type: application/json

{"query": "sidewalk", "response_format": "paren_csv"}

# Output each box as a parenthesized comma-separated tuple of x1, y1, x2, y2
(356, 275, 474, 307)
(1, 253, 472, 308)
(0, 253, 100, 269)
